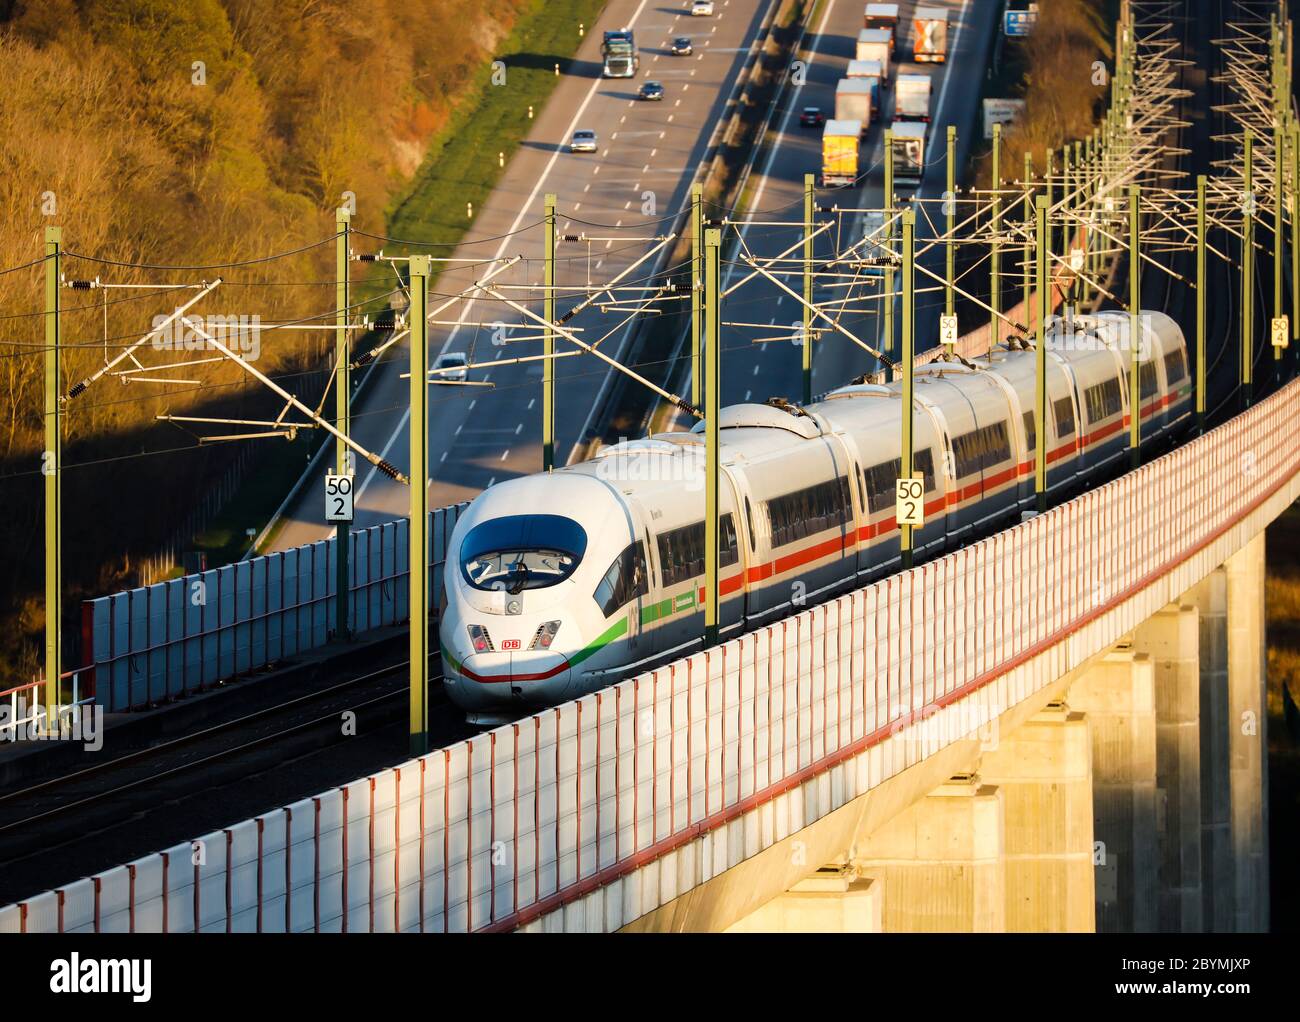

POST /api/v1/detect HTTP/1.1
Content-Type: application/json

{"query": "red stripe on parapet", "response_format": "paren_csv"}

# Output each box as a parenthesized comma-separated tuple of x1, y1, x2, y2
(478, 398, 1300, 934)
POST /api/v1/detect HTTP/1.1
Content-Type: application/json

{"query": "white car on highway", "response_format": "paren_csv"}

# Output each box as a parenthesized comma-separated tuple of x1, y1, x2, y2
(569, 129, 598, 152)
(690, 0, 714, 15)
(433, 352, 469, 382)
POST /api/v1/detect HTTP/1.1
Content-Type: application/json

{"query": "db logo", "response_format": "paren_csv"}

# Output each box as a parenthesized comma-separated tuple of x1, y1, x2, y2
(501, 639, 522, 650)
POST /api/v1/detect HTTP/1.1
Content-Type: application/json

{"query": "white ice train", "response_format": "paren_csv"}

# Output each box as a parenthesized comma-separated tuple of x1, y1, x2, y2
(440, 312, 1193, 724)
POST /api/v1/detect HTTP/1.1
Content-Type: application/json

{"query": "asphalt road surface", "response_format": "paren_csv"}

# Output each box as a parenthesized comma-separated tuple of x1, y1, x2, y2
(270, 0, 772, 550)
(705, 0, 1001, 411)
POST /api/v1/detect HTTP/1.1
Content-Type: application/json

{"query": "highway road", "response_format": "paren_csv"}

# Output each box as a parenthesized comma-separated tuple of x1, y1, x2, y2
(703, 0, 1002, 411)
(269, 0, 773, 550)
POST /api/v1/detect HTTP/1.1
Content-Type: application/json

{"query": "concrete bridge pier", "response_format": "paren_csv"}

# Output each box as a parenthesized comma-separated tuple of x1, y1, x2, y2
(976, 702, 1095, 931)
(1132, 603, 1203, 932)
(850, 774, 1006, 932)
(1187, 564, 1233, 929)
(1225, 532, 1269, 933)
(724, 866, 882, 933)
(1067, 648, 1158, 932)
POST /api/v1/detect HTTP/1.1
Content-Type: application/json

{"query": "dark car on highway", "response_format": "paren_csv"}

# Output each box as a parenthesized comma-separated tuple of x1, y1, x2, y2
(671, 36, 693, 55)
(800, 106, 826, 127)
(638, 80, 665, 101)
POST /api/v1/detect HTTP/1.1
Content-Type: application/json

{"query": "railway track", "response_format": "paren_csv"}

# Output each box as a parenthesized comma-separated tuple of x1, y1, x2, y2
(0, 658, 472, 906)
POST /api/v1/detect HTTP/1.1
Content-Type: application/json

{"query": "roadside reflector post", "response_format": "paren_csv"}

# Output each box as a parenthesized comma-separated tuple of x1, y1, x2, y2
(803, 172, 814, 404)
(1129, 184, 1141, 471)
(901, 208, 916, 571)
(691, 183, 704, 409)
(335, 207, 351, 642)
(1035, 195, 1048, 515)
(409, 255, 431, 757)
(990, 123, 1002, 348)
(44, 225, 62, 724)
(704, 227, 722, 648)
(544, 193, 557, 471)
(883, 129, 895, 376)
(1197, 174, 1207, 434)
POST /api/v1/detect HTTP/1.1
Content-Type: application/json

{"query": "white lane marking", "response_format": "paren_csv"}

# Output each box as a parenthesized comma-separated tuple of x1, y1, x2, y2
(527, 398, 536, 410)
(620, 114, 627, 123)
(469, 399, 476, 410)
(667, 114, 674, 121)
(675, 99, 681, 106)
(752, 364, 760, 376)
(501, 450, 510, 461)
(350, 0, 658, 504)
(455, 423, 463, 435)
(440, 451, 448, 463)
(744, 389, 751, 401)
(574, 202, 582, 210)
(488, 477, 496, 487)
(925, 0, 972, 166)
(584, 183, 591, 192)
(515, 423, 523, 435)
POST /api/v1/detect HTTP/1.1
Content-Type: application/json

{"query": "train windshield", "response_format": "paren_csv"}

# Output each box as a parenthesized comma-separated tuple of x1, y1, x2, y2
(460, 515, 587, 593)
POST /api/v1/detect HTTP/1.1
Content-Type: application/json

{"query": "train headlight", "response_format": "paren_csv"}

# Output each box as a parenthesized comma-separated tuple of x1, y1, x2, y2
(467, 624, 494, 653)
(528, 620, 561, 650)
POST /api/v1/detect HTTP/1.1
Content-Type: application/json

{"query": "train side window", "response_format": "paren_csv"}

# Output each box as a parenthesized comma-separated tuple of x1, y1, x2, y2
(1053, 397, 1075, 437)
(593, 541, 649, 618)
(952, 429, 982, 479)
(656, 516, 739, 588)
(1139, 361, 1158, 400)
(743, 496, 756, 552)
(767, 477, 850, 547)
(1164, 348, 1187, 385)
(983, 421, 1010, 467)
(1022, 410, 1035, 454)
(1085, 377, 1123, 423)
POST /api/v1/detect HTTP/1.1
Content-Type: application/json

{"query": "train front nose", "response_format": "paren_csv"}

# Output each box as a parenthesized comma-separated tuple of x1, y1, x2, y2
(444, 647, 573, 723)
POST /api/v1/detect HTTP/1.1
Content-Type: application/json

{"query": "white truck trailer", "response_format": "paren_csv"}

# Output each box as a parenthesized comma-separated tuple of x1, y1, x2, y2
(889, 120, 926, 186)
(856, 28, 892, 81)
(845, 59, 883, 115)
(894, 73, 932, 122)
(835, 78, 874, 133)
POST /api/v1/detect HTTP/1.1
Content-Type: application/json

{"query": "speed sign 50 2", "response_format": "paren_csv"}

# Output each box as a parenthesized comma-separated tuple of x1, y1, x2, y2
(895, 477, 925, 527)
(325, 473, 355, 523)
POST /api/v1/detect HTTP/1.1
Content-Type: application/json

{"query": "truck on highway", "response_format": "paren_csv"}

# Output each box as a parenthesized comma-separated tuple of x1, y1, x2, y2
(889, 120, 927, 186)
(856, 28, 892, 80)
(846, 59, 883, 115)
(863, 3, 899, 52)
(835, 79, 874, 133)
(602, 29, 639, 77)
(913, 6, 949, 63)
(822, 120, 862, 187)
(894, 73, 932, 122)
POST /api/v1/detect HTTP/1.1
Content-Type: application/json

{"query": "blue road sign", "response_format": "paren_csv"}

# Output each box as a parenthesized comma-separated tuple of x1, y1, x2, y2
(1004, 7, 1038, 37)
